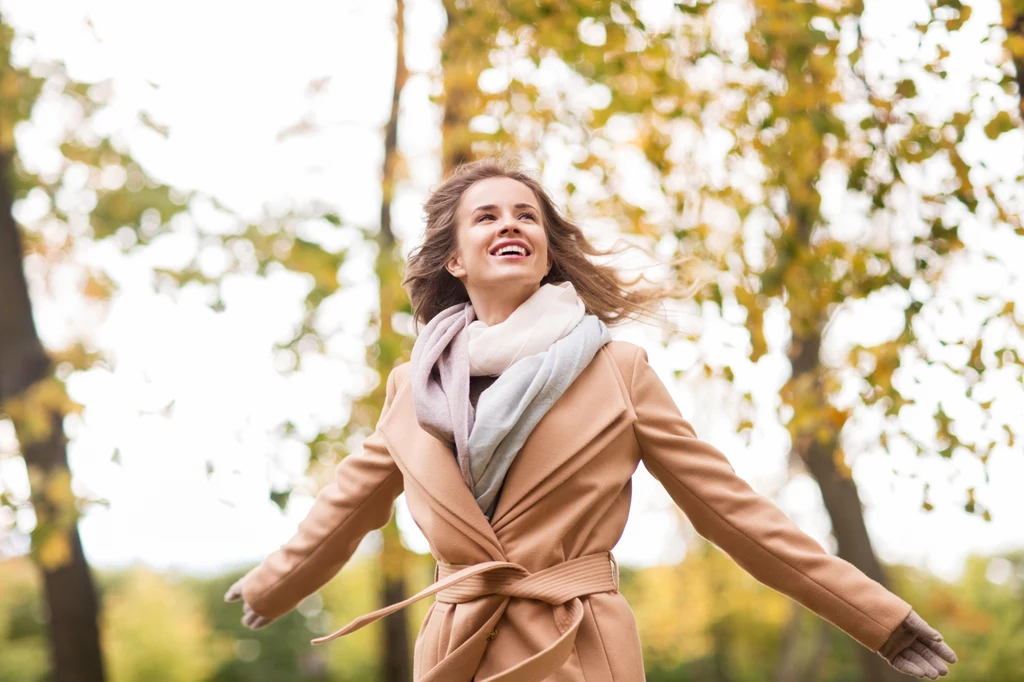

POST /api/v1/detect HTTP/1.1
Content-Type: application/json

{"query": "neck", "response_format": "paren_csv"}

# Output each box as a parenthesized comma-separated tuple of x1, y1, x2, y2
(468, 283, 541, 326)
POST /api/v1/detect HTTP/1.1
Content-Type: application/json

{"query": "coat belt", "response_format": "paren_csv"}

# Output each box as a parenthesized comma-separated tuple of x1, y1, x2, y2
(311, 551, 620, 682)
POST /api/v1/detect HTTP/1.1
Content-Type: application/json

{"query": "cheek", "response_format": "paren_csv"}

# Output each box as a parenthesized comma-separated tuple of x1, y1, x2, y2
(534, 233, 550, 260)
(464, 238, 491, 270)
(457, 231, 485, 262)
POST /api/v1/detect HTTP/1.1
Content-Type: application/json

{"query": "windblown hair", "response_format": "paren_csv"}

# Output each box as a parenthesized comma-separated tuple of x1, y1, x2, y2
(402, 155, 708, 333)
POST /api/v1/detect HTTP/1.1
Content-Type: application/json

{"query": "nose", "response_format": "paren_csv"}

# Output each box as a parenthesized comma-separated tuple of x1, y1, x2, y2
(499, 214, 522, 234)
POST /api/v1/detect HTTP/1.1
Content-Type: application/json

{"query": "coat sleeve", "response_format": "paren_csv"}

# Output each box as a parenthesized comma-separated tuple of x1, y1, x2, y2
(240, 364, 405, 619)
(628, 345, 911, 652)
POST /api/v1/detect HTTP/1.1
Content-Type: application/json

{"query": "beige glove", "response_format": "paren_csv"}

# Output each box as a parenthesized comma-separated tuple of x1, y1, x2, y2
(224, 577, 277, 631)
(878, 610, 957, 679)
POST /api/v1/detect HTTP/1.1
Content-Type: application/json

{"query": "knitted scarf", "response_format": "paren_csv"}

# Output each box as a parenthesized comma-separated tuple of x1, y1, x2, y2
(409, 281, 612, 518)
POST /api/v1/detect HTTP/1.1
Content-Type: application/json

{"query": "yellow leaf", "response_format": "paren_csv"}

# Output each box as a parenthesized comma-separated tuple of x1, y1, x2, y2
(83, 272, 114, 299)
(1007, 34, 1024, 59)
(45, 468, 75, 509)
(832, 447, 853, 479)
(39, 533, 71, 571)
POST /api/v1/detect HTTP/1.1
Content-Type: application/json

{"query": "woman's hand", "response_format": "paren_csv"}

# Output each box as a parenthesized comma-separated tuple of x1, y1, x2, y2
(224, 578, 277, 631)
(879, 610, 957, 679)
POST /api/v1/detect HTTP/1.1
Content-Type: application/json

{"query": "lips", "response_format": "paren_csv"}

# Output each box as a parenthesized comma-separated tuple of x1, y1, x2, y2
(489, 239, 531, 256)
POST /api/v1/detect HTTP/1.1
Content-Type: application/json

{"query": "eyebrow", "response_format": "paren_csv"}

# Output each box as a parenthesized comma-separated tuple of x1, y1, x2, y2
(471, 203, 539, 213)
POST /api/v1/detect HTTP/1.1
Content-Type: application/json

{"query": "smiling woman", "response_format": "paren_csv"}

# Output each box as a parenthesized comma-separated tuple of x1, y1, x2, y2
(227, 156, 957, 682)
(444, 176, 554, 327)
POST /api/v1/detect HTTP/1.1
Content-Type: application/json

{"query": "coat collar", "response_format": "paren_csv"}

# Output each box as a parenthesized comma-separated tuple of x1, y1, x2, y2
(377, 344, 634, 559)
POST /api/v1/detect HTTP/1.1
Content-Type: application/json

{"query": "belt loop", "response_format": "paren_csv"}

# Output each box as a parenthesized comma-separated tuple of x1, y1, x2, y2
(608, 551, 619, 591)
(433, 562, 439, 584)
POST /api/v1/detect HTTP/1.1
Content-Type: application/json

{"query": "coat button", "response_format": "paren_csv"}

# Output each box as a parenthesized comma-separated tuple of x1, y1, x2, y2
(486, 628, 498, 641)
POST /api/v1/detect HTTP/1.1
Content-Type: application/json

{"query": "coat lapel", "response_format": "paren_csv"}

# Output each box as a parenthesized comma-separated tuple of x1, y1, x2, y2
(379, 344, 634, 553)
(488, 345, 634, 530)
(378, 378, 506, 561)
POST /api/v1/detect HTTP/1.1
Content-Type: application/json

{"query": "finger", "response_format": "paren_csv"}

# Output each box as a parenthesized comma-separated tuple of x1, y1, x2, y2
(243, 611, 262, 629)
(242, 606, 275, 630)
(911, 640, 949, 676)
(903, 648, 939, 680)
(252, 616, 273, 630)
(927, 638, 958, 664)
(224, 580, 243, 602)
(892, 652, 927, 678)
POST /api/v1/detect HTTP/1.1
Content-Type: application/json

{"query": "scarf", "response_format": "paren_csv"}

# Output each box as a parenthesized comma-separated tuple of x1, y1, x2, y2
(409, 281, 612, 518)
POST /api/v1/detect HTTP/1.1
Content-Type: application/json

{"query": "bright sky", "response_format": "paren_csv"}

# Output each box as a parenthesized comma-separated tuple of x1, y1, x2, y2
(1, 0, 1023, 588)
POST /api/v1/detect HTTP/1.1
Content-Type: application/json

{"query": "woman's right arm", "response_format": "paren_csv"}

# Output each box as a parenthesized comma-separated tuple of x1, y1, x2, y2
(237, 363, 407, 620)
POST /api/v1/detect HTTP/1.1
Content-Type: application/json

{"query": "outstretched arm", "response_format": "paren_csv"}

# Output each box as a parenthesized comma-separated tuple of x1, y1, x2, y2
(628, 346, 955, 677)
(228, 363, 406, 622)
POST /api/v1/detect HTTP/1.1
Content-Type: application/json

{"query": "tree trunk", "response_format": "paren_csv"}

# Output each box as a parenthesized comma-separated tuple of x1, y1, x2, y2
(380, 518, 411, 682)
(440, 0, 475, 172)
(802, 439, 905, 681)
(789, 330, 908, 682)
(774, 601, 805, 682)
(375, 1, 411, 679)
(703, 545, 733, 682)
(774, 599, 833, 682)
(800, 619, 831, 682)
(0, 151, 107, 682)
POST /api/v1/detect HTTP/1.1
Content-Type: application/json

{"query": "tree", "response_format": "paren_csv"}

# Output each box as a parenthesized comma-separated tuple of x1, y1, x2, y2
(277, 2, 417, 677)
(0, 15, 189, 682)
(372, 2, 415, 679)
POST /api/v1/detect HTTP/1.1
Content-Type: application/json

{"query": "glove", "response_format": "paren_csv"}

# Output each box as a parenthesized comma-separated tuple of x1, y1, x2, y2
(878, 609, 957, 679)
(224, 577, 277, 631)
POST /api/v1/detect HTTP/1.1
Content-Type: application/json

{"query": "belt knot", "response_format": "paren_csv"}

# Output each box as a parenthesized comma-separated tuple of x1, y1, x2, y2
(435, 551, 618, 605)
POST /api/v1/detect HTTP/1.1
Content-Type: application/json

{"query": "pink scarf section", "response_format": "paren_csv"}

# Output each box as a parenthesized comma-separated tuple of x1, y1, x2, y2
(408, 282, 585, 488)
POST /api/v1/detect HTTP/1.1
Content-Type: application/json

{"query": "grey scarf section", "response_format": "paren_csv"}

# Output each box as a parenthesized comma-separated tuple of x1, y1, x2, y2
(409, 303, 612, 519)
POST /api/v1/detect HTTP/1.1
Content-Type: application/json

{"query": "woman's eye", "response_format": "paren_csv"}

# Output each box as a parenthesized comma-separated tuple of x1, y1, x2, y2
(519, 213, 535, 221)
(476, 214, 495, 223)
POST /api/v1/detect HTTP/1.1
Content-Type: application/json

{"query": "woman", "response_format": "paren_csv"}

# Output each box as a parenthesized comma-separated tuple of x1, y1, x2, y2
(225, 157, 957, 680)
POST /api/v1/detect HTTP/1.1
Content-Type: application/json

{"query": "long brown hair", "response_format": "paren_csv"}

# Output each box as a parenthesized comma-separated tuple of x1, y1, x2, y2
(402, 155, 709, 333)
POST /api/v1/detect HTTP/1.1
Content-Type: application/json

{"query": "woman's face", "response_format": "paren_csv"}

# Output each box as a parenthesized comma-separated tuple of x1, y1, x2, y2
(445, 177, 552, 319)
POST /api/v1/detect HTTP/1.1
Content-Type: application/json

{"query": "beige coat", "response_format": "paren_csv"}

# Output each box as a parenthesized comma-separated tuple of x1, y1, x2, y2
(241, 340, 912, 681)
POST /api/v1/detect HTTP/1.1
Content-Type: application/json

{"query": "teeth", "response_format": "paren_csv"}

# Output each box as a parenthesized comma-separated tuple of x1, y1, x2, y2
(493, 245, 527, 256)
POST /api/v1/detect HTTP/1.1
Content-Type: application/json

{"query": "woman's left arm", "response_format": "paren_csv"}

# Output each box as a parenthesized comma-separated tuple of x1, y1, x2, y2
(627, 345, 955, 676)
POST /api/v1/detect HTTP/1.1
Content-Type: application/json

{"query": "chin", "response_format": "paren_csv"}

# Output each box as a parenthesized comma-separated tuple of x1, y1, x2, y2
(477, 273, 543, 289)
(493, 270, 543, 281)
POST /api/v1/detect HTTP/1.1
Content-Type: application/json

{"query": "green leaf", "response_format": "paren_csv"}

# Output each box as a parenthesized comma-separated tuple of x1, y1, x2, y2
(269, 490, 291, 511)
(895, 79, 917, 99)
(983, 111, 1016, 140)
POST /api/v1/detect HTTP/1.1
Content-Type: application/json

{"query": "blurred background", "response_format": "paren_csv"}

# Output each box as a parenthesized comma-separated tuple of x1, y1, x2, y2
(1, 0, 1023, 680)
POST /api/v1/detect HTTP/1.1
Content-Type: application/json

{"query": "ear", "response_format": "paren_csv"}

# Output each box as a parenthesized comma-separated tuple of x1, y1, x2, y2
(446, 254, 465, 279)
